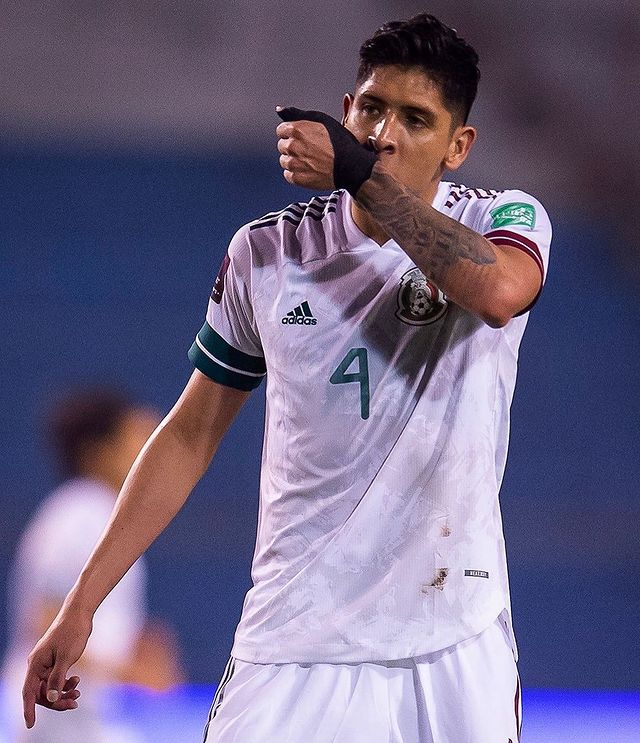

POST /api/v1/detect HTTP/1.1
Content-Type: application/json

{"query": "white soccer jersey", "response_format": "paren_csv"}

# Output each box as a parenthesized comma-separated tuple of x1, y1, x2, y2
(189, 183, 551, 664)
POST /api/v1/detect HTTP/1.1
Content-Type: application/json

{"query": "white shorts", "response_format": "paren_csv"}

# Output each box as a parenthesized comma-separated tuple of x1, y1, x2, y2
(204, 614, 521, 743)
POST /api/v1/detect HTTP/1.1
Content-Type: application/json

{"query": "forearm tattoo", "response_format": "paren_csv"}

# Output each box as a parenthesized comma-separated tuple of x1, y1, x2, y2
(356, 164, 497, 287)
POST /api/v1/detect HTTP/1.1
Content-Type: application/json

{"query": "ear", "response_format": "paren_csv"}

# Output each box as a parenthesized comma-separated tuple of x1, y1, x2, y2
(443, 125, 477, 172)
(342, 93, 354, 126)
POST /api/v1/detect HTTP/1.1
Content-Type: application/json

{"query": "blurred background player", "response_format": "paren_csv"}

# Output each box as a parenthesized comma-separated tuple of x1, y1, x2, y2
(2, 388, 184, 743)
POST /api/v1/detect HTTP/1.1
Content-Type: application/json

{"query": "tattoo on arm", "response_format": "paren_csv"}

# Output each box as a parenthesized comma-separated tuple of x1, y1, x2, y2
(356, 164, 496, 285)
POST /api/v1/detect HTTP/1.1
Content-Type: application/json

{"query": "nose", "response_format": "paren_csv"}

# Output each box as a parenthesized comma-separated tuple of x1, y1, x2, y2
(370, 115, 398, 153)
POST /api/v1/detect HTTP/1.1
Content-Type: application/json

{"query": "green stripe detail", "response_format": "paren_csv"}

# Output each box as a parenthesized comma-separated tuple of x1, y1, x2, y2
(188, 342, 264, 391)
(196, 322, 266, 375)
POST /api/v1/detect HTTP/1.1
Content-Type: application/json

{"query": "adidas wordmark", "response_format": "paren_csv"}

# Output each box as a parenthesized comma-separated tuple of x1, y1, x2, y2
(281, 301, 317, 326)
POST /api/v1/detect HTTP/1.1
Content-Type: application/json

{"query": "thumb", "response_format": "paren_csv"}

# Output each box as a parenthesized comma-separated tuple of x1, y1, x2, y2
(46, 660, 69, 703)
(275, 105, 310, 122)
(276, 106, 331, 125)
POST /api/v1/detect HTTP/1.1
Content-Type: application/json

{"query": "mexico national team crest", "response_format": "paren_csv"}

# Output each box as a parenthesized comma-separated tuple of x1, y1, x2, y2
(396, 268, 448, 325)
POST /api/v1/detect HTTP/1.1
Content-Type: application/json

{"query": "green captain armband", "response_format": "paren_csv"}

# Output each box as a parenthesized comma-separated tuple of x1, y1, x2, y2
(188, 322, 266, 391)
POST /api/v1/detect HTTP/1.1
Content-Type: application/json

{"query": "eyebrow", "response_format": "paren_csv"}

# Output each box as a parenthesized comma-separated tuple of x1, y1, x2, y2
(359, 93, 438, 126)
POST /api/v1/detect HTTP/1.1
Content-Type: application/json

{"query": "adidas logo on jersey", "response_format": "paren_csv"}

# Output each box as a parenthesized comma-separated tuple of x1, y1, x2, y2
(281, 301, 317, 326)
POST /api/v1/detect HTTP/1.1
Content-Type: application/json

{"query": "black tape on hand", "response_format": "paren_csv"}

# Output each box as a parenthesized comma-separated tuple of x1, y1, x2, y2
(277, 107, 377, 196)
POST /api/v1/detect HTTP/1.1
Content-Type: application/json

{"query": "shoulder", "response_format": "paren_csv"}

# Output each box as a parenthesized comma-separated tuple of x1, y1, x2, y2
(248, 191, 342, 233)
(442, 183, 505, 210)
(442, 183, 551, 235)
(234, 191, 345, 267)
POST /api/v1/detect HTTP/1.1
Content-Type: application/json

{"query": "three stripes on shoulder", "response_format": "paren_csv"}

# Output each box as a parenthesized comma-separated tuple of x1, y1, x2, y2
(250, 194, 340, 231)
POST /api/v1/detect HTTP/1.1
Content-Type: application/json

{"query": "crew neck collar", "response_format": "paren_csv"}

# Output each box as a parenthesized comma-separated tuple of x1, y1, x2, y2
(342, 181, 452, 249)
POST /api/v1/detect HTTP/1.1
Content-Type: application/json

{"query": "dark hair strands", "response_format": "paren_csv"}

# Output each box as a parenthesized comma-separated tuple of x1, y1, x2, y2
(357, 13, 480, 124)
(47, 387, 132, 478)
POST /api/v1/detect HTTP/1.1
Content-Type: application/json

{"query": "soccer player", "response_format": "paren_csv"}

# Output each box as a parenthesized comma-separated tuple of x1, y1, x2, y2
(22, 14, 551, 742)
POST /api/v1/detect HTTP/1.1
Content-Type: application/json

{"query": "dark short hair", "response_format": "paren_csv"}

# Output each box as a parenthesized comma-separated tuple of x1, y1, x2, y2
(47, 387, 132, 478)
(357, 14, 480, 124)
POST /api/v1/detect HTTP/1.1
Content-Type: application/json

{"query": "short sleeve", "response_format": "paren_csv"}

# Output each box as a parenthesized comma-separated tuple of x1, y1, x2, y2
(479, 190, 552, 314)
(188, 226, 267, 391)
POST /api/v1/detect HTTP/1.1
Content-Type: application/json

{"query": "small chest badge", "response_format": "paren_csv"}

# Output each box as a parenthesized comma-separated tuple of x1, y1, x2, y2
(396, 268, 448, 325)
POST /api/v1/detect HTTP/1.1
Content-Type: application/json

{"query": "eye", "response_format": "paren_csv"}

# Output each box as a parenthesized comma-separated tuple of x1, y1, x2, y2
(406, 115, 427, 129)
(360, 103, 380, 118)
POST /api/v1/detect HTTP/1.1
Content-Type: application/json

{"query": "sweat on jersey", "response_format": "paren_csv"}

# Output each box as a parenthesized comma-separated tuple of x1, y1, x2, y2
(188, 184, 551, 664)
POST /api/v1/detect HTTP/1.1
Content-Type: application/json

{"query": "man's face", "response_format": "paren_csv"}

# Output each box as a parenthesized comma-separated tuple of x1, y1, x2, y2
(343, 65, 474, 200)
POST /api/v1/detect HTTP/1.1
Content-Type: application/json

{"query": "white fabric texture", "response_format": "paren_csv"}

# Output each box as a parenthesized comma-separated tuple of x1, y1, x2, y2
(205, 613, 520, 743)
(195, 186, 551, 665)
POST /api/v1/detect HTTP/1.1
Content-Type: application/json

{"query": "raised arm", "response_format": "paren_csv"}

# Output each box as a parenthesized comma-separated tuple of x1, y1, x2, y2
(275, 107, 542, 328)
(352, 164, 541, 327)
(22, 370, 249, 728)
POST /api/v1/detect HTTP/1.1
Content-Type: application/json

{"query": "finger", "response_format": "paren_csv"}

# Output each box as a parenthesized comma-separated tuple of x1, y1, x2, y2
(51, 698, 79, 712)
(63, 676, 80, 692)
(22, 673, 40, 729)
(277, 137, 293, 155)
(276, 122, 296, 138)
(46, 660, 70, 704)
(275, 105, 307, 122)
(37, 678, 80, 709)
(281, 170, 318, 189)
(276, 106, 336, 133)
(279, 154, 299, 172)
(37, 678, 48, 702)
(23, 657, 49, 729)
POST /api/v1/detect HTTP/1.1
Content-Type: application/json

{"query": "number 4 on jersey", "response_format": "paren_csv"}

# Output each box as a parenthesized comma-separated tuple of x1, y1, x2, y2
(330, 347, 370, 420)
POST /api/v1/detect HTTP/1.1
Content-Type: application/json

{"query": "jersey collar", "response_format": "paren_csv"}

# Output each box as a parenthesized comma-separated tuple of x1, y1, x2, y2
(341, 181, 453, 251)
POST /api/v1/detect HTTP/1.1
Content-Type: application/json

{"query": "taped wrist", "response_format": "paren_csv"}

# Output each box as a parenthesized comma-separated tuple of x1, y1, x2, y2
(277, 107, 377, 196)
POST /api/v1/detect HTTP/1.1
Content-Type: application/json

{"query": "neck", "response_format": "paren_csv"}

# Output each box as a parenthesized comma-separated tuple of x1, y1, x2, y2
(350, 202, 389, 245)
